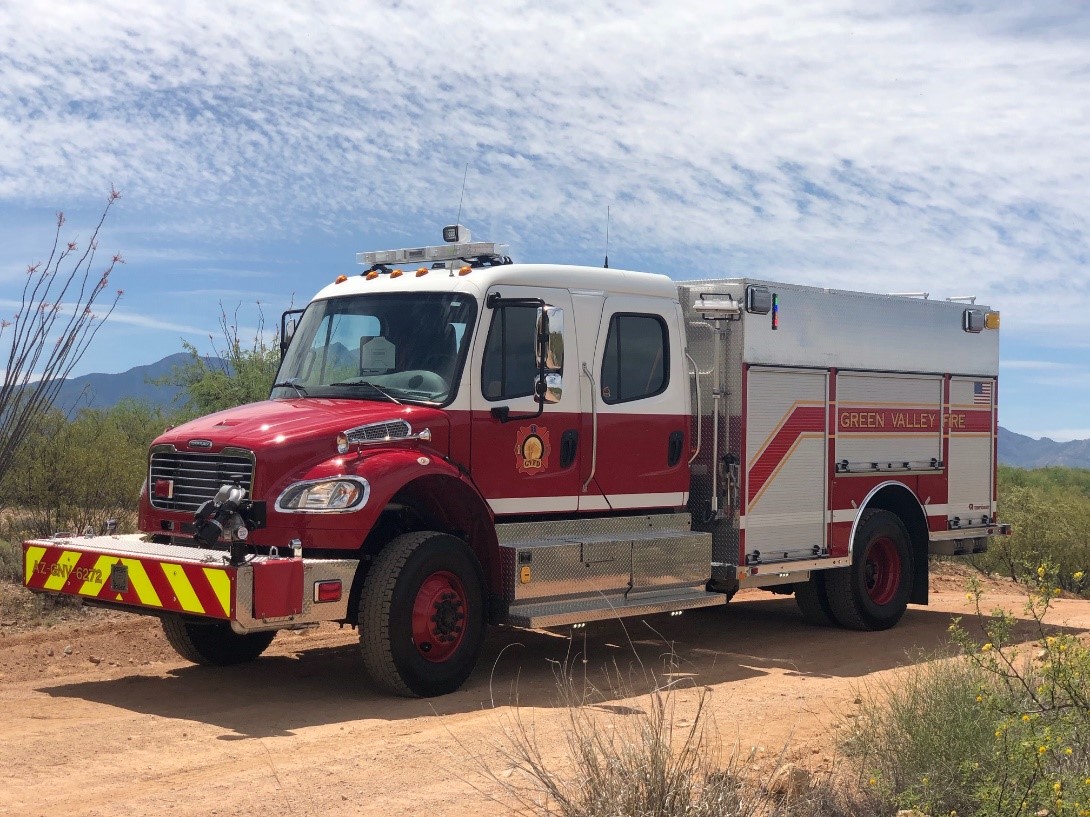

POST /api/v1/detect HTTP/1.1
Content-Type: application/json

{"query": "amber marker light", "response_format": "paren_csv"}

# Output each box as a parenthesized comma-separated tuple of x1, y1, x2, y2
(334, 274, 348, 284)
(458, 266, 472, 276)
(365, 270, 379, 280)
(416, 267, 429, 277)
(985, 312, 1001, 330)
(390, 269, 403, 278)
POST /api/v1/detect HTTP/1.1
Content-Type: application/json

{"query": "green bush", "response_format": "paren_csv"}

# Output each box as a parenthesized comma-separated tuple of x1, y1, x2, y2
(846, 565, 1090, 817)
(0, 400, 168, 540)
(161, 307, 280, 417)
(843, 657, 998, 815)
(973, 467, 1090, 596)
(0, 537, 21, 584)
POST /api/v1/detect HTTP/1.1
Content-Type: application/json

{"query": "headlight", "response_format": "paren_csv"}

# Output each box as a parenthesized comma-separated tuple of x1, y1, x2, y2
(274, 477, 370, 513)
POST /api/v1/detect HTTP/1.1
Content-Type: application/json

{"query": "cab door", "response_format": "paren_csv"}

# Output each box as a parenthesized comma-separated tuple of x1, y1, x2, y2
(469, 285, 582, 516)
(579, 296, 689, 511)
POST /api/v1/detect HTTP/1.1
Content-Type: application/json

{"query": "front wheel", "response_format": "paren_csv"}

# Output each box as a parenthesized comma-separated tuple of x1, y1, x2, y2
(825, 509, 913, 631)
(359, 531, 486, 697)
(161, 616, 276, 666)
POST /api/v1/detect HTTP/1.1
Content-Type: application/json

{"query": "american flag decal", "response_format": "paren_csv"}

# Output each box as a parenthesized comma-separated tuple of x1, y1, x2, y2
(973, 381, 993, 405)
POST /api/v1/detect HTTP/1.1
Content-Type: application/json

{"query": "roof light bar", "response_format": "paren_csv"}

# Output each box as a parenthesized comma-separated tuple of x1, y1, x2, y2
(356, 241, 506, 266)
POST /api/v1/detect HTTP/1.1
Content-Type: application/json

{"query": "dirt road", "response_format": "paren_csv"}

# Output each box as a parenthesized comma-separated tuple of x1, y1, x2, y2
(1, 568, 1088, 817)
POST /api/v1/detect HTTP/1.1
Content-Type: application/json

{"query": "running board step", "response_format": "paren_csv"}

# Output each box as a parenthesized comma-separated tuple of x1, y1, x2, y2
(504, 587, 728, 629)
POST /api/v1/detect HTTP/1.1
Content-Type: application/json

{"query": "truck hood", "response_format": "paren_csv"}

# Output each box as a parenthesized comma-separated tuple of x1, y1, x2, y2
(153, 399, 449, 455)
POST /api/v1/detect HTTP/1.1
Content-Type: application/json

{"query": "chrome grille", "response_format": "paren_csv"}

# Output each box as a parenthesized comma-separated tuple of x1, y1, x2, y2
(149, 449, 255, 512)
(345, 419, 411, 444)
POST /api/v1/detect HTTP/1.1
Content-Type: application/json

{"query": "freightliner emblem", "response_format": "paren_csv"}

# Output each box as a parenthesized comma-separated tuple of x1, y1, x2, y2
(188, 439, 213, 449)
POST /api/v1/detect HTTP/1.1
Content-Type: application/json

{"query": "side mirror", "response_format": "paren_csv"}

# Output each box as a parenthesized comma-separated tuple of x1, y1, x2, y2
(542, 372, 562, 404)
(536, 306, 564, 371)
(280, 308, 305, 358)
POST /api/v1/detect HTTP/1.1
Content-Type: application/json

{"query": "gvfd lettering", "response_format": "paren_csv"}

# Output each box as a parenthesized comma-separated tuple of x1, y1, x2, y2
(839, 411, 938, 430)
(838, 410, 970, 431)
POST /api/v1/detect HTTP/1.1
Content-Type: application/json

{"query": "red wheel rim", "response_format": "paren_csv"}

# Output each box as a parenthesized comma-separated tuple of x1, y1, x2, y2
(863, 536, 901, 605)
(410, 570, 468, 662)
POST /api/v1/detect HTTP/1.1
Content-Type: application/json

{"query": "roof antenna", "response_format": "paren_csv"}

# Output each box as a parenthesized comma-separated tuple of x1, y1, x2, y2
(604, 205, 610, 268)
(454, 162, 469, 229)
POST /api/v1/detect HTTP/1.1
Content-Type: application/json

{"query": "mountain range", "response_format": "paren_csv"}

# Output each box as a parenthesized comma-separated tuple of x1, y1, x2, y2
(35, 355, 1090, 470)
(48, 353, 193, 414)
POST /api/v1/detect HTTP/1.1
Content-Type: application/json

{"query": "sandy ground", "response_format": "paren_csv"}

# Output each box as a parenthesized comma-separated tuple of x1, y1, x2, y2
(1, 565, 1088, 817)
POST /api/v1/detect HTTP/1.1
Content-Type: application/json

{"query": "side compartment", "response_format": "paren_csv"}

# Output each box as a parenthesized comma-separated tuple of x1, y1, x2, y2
(946, 375, 997, 528)
(742, 367, 828, 564)
(496, 514, 726, 628)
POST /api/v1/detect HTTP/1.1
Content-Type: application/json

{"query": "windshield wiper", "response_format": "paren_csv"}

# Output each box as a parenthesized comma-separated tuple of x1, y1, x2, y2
(271, 380, 308, 397)
(327, 381, 403, 404)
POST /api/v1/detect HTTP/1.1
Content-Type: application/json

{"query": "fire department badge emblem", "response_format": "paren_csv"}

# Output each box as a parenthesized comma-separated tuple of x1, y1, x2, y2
(515, 425, 551, 474)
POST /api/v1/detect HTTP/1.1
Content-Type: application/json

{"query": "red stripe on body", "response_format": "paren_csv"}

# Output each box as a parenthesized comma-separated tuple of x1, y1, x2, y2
(945, 408, 993, 434)
(746, 405, 825, 504)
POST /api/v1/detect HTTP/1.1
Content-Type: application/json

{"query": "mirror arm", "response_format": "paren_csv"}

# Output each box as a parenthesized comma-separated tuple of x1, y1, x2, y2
(491, 348, 549, 424)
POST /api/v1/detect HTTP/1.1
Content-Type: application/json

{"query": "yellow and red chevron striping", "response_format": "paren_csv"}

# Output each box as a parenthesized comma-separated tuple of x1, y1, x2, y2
(22, 543, 233, 619)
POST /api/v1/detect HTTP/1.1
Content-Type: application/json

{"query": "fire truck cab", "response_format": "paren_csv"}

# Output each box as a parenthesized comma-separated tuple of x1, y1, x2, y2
(23, 228, 1008, 696)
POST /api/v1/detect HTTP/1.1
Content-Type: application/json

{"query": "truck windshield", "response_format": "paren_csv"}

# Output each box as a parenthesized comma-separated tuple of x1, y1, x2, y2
(272, 293, 478, 405)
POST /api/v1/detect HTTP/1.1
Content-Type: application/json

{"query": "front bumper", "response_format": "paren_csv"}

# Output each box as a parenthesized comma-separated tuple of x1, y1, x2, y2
(22, 534, 358, 634)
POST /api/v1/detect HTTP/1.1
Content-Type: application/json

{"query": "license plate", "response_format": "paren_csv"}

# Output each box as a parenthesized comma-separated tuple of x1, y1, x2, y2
(110, 563, 130, 593)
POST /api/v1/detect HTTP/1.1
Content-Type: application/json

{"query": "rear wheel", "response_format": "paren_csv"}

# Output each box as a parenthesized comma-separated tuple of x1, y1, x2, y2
(826, 510, 913, 631)
(359, 531, 485, 697)
(161, 616, 275, 666)
(794, 571, 836, 626)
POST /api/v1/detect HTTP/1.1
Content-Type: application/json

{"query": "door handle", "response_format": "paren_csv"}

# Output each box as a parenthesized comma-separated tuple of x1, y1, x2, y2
(667, 431, 684, 467)
(560, 430, 579, 469)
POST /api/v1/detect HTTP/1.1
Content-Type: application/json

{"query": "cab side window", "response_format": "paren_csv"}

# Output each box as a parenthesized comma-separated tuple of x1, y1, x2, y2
(482, 305, 539, 400)
(600, 313, 668, 404)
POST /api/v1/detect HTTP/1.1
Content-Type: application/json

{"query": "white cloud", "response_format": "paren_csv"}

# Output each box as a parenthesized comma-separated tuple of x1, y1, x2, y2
(105, 310, 208, 334)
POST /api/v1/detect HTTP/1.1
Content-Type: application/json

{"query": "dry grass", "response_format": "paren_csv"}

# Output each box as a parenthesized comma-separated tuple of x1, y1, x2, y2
(479, 645, 876, 817)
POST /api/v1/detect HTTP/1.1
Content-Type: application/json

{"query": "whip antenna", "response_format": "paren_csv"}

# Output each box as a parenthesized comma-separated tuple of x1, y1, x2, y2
(455, 163, 469, 228)
(604, 205, 610, 268)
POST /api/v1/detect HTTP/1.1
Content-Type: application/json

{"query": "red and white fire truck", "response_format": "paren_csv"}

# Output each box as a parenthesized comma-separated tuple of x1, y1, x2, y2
(23, 228, 1009, 696)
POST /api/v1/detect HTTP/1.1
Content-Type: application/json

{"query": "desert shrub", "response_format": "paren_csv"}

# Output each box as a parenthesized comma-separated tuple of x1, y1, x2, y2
(972, 467, 1090, 597)
(843, 656, 1000, 815)
(846, 565, 1090, 817)
(162, 305, 280, 417)
(0, 537, 20, 584)
(0, 399, 168, 540)
(486, 659, 873, 817)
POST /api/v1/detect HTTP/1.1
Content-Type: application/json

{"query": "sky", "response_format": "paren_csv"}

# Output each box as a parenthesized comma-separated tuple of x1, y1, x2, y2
(0, 0, 1088, 440)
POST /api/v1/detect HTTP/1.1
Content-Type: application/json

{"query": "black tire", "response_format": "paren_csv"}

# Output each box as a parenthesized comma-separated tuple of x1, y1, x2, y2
(359, 531, 486, 698)
(826, 509, 913, 631)
(794, 571, 836, 626)
(161, 616, 275, 666)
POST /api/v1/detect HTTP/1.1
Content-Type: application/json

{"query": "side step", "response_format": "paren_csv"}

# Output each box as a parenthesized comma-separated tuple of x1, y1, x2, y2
(497, 513, 723, 628)
(504, 586, 728, 629)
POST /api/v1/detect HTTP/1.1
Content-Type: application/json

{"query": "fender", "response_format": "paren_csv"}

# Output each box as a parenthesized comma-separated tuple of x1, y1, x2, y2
(848, 479, 930, 605)
(847, 480, 928, 558)
(261, 446, 490, 553)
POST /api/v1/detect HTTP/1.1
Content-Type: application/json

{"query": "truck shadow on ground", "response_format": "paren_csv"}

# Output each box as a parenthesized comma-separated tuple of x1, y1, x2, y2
(40, 595, 1082, 740)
